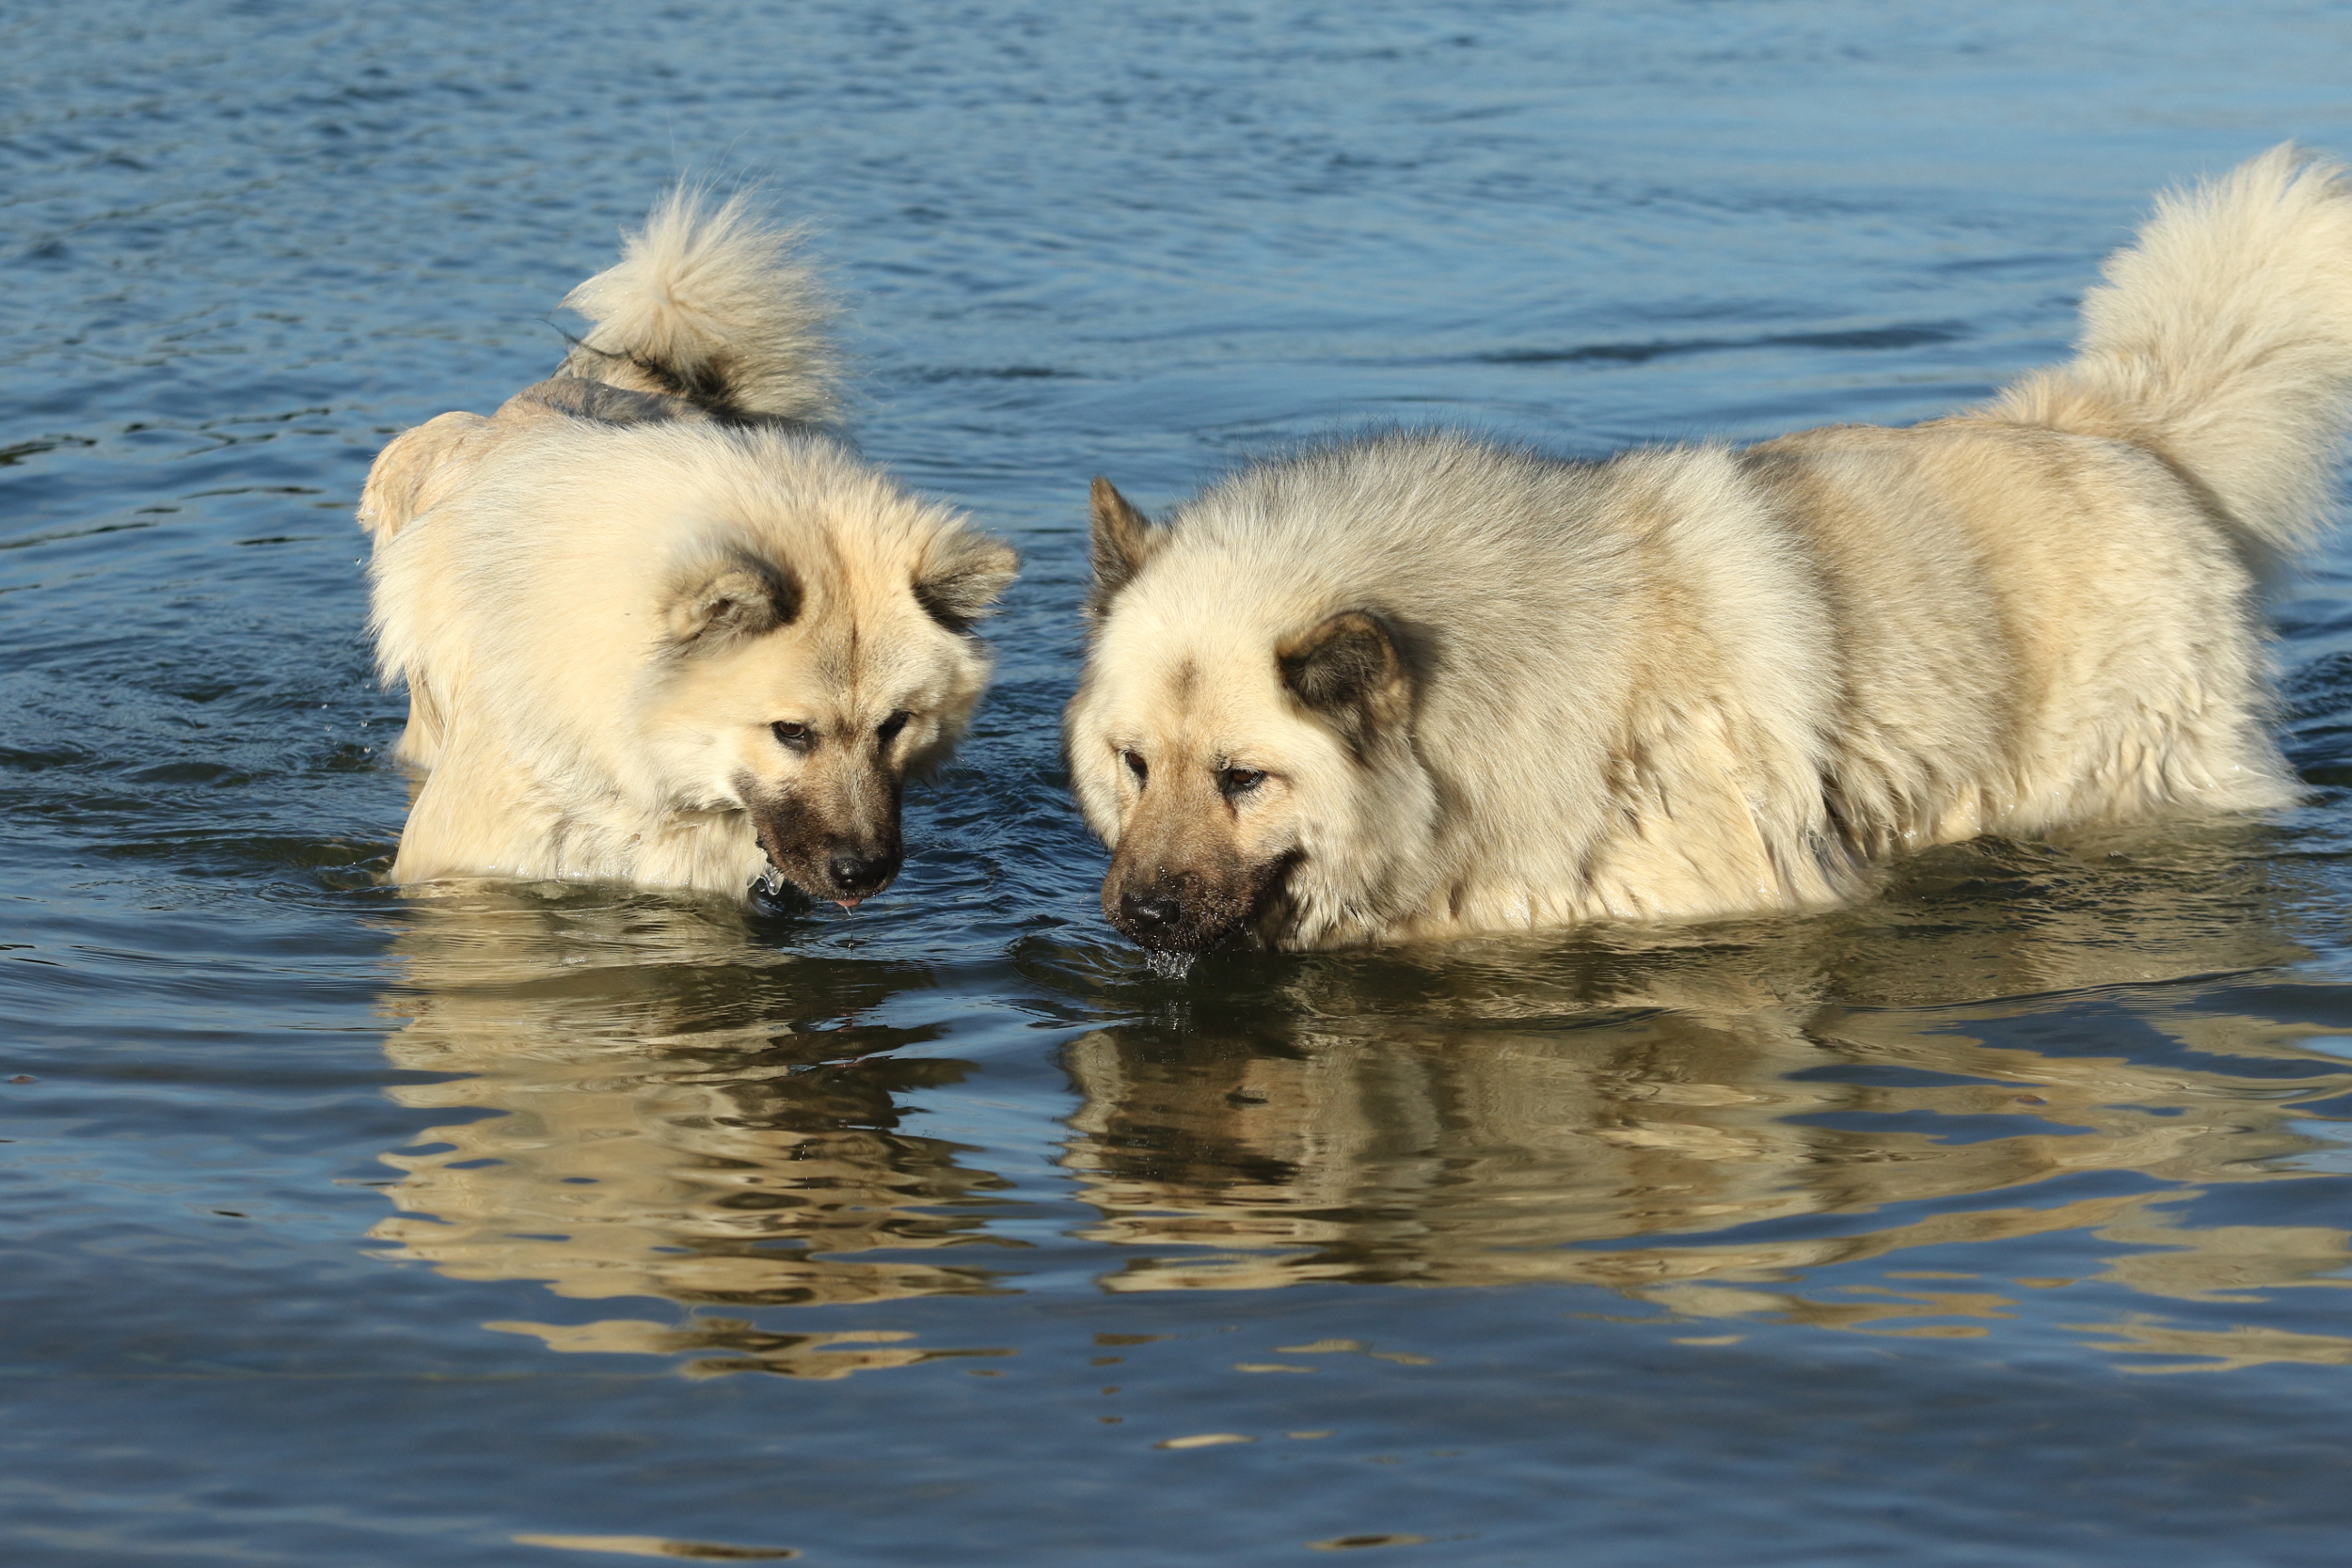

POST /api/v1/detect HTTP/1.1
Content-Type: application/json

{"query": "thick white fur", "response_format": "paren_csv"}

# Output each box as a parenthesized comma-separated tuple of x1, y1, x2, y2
(1069, 146, 2352, 951)
(556, 186, 839, 425)
(1991, 144, 2352, 585)
(362, 191, 1015, 899)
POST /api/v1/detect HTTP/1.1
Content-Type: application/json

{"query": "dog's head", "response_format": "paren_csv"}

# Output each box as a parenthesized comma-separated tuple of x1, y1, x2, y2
(637, 464, 1016, 906)
(1065, 479, 1435, 953)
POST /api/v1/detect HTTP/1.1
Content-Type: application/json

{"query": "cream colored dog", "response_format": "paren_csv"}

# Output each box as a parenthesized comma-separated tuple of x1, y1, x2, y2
(1069, 146, 2352, 956)
(360, 191, 1017, 905)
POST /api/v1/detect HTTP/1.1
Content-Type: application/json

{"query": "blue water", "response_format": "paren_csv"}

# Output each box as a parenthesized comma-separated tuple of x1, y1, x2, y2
(12, 2, 2352, 1563)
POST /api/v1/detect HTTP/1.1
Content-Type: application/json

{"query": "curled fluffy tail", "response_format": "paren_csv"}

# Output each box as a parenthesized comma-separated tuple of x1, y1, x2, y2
(1984, 144, 2352, 581)
(556, 186, 839, 424)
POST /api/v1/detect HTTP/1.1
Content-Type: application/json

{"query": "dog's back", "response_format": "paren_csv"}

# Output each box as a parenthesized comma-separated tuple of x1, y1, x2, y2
(1979, 145, 2352, 592)
(549, 186, 839, 427)
(362, 189, 838, 545)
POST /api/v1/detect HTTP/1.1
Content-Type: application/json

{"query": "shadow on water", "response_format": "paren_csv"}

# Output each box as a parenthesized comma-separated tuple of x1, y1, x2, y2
(363, 819, 2352, 1378)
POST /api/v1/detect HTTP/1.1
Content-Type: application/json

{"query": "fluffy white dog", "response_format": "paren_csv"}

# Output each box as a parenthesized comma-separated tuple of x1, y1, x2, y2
(1069, 147, 2352, 954)
(360, 191, 1017, 905)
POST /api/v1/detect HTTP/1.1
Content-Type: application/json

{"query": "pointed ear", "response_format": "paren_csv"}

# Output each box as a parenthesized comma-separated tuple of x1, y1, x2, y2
(665, 557, 800, 649)
(1088, 477, 1161, 618)
(1277, 610, 1412, 748)
(914, 530, 1020, 633)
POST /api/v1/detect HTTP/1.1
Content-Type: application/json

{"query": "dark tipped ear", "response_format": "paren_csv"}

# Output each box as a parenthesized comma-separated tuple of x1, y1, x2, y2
(1088, 477, 1160, 618)
(665, 558, 800, 649)
(914, 531, 1020, 633)
(1277, 610, 1411, 748)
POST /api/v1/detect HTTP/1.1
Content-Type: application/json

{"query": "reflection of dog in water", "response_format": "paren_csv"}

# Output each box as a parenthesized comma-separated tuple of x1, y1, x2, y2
(364, 879, 2352, 1371)
(368, 891, 1011, 1374)
(1070, 147, 2352, 954)
(1057, 928, 2352, 1342)
(359, 190, 1017, 905)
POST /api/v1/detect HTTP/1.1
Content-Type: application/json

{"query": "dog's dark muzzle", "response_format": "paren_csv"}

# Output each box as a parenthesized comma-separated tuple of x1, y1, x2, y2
(749, 792, 901, 909)
(1104, 871, 1254, 954)
(757, 841, 900, 906)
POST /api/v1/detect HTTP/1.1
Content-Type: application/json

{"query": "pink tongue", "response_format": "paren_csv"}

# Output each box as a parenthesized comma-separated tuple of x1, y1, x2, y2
(834, 898, 863, 911)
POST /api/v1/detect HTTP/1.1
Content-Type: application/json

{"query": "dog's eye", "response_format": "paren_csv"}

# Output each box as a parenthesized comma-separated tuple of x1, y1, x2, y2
(1219, 768, 1266, 797)
(1122, 751, 1149, 786)
(877, 711, 911, 744)
(771, 721, 813, 749)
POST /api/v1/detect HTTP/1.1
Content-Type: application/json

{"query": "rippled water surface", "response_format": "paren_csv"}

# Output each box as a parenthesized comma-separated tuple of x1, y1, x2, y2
(13, 3, 2352, 1563)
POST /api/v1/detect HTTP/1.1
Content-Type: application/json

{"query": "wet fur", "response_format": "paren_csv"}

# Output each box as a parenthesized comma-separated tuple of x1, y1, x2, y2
(360, 190, 1017, 902)
(1069, 146, 2352, 952)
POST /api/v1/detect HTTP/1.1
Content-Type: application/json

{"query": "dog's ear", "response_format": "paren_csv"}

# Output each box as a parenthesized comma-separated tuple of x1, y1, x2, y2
(357, 411, 492, 544)
(1088, 478, 1162, 617)
(1278, 610, 1412, 747)
(665, 558, 800, 649)
(914, 530, 1020, 634)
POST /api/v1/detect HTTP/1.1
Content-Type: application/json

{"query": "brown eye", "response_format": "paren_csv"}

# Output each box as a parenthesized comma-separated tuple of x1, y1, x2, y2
(771, 721, 812, 749)
(1220, 768, 1266, 797)
(1122, 751, 1148, 786)
(877, 711, 911, 743)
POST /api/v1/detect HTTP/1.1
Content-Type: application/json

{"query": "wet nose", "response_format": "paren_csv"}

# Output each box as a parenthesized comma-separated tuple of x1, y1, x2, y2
(828, 850, 896, 894)
(1118, 887, 1185, 940)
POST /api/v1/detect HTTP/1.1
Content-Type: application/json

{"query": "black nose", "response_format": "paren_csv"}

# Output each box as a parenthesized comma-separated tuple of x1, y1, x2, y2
(828, 851, 896, 893)
(1119, 888, 1184, 937)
